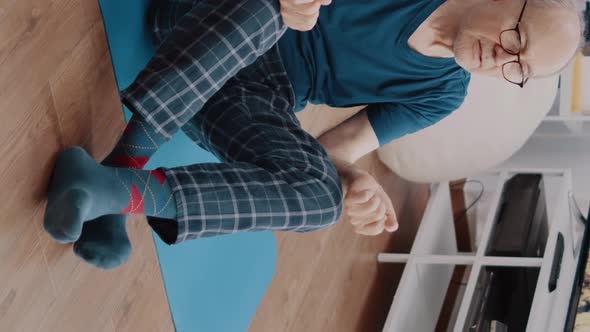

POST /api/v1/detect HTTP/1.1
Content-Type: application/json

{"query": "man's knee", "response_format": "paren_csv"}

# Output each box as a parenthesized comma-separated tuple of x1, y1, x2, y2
(235, 0, 284, 34)
(240, 0, 281, 17)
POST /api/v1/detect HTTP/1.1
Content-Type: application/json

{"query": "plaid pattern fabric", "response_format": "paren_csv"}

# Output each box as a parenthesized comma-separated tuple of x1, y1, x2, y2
(121, 0, 286, 139)
(128, 0, 343, 244)
(163, 46, 343, 243)
(148, 0, 197, 44)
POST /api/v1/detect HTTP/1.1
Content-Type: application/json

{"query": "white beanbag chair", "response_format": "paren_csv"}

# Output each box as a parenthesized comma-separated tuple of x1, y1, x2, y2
(377, 75, 559, 183)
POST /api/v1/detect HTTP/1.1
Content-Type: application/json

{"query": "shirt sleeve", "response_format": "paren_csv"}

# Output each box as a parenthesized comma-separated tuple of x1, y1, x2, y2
(366, 94, 465, 146)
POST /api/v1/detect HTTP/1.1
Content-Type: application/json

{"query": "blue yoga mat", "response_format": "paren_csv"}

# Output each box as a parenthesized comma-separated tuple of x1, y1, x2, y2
(98, 1, 278, 331)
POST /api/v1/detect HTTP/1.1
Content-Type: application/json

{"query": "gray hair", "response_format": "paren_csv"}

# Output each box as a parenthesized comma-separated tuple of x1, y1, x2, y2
(530, 0, 586, 75)
(533, 0, 586, 46)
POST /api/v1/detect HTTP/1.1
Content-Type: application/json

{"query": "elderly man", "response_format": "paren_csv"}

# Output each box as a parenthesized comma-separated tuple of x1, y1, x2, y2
(44, 0, 582, 269)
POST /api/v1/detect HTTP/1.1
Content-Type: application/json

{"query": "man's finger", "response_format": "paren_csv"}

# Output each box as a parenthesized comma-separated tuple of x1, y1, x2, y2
(349, 205, 387, 226)
(355, 219, 386, 236)
(349, 212, 379, 226)
(346, 196, 380, 217)
(350, 202, 386, 224)
(349, 216, 369, 226)
(384, 211, 399, 232)
(345, 190, 374, 205)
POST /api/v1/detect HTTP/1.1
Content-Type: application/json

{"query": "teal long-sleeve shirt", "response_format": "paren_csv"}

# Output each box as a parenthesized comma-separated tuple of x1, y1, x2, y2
(277, 0, 470, 146)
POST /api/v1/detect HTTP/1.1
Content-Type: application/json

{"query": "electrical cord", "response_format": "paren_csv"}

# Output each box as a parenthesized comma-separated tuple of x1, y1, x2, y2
(451, 180, 485, 285)
(450, 179, 485, 223)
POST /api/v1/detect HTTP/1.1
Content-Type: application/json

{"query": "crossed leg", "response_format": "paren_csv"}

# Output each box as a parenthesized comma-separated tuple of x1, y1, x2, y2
(147, 46, 343, 244)
(44, 0, 343, 269)
(48, 0, 286, 268)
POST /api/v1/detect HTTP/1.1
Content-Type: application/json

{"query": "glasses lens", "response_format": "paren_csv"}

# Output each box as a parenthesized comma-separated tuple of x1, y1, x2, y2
(500, 30, 521, 54)
(503, 62, 524, 84)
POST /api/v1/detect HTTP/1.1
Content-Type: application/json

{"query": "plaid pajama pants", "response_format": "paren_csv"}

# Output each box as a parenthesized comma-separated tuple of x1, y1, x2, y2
(121, 0, 343, 244)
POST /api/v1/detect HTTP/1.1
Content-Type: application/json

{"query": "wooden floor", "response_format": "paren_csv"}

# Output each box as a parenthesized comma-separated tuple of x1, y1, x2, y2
(0, 1, 173, 331)
(248, 108, 429, 332)
(0, 1, 428, 331)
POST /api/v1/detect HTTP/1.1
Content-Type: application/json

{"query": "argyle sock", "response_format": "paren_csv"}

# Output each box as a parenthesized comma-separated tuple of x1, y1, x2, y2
(103, 114, 166, 168)
(73, 115, 167, 269)
(44, 146, 176, 244)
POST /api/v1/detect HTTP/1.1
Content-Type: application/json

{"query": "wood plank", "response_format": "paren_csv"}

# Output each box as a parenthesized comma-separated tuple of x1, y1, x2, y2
(0, 210, 57, 332)
(49, 21, 123, 152)
(248, 107, 430, 332)
(0, 1, 173, 331)
(0, 85, 61, 274)
(38, 217, 172, 332)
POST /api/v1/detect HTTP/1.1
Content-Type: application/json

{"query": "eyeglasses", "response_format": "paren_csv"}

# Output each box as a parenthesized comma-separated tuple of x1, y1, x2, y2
(499, 0, 529, 87)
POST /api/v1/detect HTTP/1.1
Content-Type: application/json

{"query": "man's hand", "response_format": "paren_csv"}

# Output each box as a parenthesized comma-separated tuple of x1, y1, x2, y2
(317, 112, 395, 236)
(280, 0, 332, 31)
(345, 169, 399, 236)
(331, 158, 398, 236)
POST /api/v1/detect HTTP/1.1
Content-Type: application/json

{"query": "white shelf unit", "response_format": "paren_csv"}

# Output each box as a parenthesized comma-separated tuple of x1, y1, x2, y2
(378, 168, 587, 332)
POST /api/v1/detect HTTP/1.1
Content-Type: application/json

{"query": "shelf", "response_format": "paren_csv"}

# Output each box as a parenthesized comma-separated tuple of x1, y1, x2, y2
(527, 171, 578, 332)
(379, 168, 585, 332)
(378, 254, 543, 267)
(410, 182, 458, 256)
(383, 263, 471, 332)
(535, 120, 590, 138)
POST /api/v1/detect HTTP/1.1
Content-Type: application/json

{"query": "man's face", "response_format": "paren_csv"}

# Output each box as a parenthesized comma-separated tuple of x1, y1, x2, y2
(453, 0, 580, 83)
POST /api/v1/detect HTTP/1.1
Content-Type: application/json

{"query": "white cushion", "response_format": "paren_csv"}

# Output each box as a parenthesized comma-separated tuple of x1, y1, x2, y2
(377, 75, 559, 183)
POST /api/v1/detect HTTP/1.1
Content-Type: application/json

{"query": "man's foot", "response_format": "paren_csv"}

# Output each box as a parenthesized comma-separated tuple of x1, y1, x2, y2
(72, 114, 169, 267)
(44, 146, 176, 244)
(44, 147, 128, 243)
(73, 215, 131, 270)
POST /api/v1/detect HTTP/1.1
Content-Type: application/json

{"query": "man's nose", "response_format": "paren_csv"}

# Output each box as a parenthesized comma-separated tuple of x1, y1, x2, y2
(494, 44, 519, 66)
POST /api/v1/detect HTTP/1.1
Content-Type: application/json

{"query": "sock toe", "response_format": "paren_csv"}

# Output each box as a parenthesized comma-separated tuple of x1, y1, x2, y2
(73, 215, 132, 270)
(74, 241, 131, 270)
(44, 188, 91, 243)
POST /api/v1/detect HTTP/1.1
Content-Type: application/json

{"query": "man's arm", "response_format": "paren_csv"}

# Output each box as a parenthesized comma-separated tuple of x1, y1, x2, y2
(317, 111, 379, 164)
(317, 111, 398, 235)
